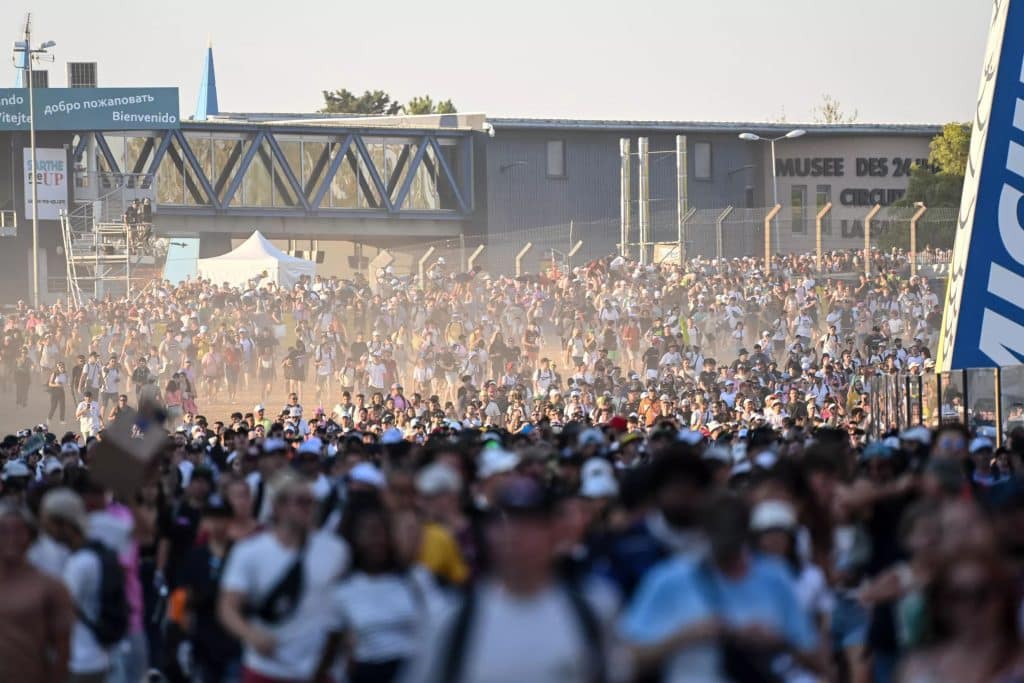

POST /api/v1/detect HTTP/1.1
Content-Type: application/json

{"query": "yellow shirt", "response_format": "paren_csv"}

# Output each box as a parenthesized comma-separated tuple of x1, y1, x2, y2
(417, 521, 469, 585)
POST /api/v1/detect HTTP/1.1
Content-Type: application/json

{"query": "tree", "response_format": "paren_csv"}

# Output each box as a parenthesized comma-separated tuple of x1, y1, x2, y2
(897, 122, 971, 208)
(879, 122, 971, 252)
(320, 89, 402, 115)
(405, 95, 458, 115)
(812, 94, 858, 124)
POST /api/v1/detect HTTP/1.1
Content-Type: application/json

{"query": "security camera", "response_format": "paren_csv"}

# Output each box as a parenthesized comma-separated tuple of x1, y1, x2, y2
(482, 122, 495, 138)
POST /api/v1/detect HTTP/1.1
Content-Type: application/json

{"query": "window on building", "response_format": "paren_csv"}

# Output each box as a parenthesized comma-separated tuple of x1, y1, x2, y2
(816, 184, 832, 234)
(694, 142, 712, 180)
(546, 140, 565, 178)
(791, 185, 807, 233)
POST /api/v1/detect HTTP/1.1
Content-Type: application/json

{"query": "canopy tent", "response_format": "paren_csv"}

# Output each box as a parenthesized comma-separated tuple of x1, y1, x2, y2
(197, 231, 316, 288)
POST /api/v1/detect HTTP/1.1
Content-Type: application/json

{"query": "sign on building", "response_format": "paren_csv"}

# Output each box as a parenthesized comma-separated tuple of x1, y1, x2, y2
(23, 148, 68, 220)
(939, 0, 1024, 370)
(0, 87, 179, 131)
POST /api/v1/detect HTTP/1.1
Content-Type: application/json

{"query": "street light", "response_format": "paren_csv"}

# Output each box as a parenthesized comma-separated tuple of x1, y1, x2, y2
(738, 128, 806, 256)
(12, 15, 55, 308)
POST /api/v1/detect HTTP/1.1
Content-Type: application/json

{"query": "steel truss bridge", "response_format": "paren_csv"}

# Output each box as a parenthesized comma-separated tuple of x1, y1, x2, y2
(71, 120, 475, 241)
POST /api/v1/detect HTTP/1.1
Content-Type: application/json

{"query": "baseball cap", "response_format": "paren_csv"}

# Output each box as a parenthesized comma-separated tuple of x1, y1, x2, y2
(415, 462, 462, 496)
(477, 447, 521, 480)
(750, 500, 798, 532)
(349, 462, 387, 489)
(580, 458, 619, 499)
(40, 488, 88, 534)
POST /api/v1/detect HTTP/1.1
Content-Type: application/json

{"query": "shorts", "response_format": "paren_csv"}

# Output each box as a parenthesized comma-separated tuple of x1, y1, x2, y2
(831, 593, 869, 650)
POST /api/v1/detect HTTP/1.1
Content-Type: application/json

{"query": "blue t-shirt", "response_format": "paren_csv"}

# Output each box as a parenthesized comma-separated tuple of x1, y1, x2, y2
(619, 554, 817, 683)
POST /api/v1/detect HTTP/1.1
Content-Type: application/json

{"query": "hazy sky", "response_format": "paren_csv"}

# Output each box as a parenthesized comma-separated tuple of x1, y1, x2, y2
(3, 0, 989, 123)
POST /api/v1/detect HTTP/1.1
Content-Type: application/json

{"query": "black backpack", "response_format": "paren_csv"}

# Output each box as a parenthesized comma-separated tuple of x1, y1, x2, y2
(77, 541, 129, 647)
(440, 579, 606, 683)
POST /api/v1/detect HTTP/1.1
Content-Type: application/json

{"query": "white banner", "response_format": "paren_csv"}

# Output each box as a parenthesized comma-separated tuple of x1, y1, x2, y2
(23, 148, 68, 220)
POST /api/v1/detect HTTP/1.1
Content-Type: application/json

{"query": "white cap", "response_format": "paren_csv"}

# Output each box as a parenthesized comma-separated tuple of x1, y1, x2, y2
(296, 438, 323, 456)
(40, 488, 88, 533)
(750, 499, 798, 532)
(477, 447, 520, 480)
(349, 462, 387, 489)
(580, 458, 619, 498)
(2, 460, 30, 480)
(577, 428, 605, 449)
(380, 427, 404, 445)
(900, 425, 932, 446)
(969, 436, 994, 454)
(415, 462, 462, 496)
(42, 456, 63, 475)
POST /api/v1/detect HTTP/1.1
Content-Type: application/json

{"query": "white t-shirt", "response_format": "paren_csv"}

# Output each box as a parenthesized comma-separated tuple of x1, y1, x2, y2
(28, 533, 70, 580)
(78, 400, 101, 435)
(402, 580, 620, 683)
(331, 567, 441, 664)
(221, 530, 350, 679)
(64, 548, 110, 675)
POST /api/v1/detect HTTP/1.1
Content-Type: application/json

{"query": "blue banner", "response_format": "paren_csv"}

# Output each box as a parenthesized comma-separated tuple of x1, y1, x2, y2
(0, 87, 179, 131)
(939, 0, 1024, 369)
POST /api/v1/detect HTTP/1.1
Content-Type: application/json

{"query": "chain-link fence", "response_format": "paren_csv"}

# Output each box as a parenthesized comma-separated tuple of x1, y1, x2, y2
(377, 203, 956, 281)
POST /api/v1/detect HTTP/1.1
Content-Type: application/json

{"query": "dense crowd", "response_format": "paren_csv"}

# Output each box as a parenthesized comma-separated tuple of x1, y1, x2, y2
(0, 247, 1021, 683)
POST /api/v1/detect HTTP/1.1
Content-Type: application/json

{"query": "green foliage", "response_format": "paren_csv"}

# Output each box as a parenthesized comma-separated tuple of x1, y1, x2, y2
(321, 89, 458, 116)
(320, 89, 402, 115)
(895, 122, 970, 209)
(405, 95, 458, 115)
(928, 122, 970, 175)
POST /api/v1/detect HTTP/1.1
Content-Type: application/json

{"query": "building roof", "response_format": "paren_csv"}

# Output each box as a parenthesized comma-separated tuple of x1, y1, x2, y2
(487, 117, 943, 136)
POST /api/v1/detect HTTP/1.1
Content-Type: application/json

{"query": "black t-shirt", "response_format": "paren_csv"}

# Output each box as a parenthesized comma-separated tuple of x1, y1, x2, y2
(164, 499, 202, 587)
(182, 545, 241, 666)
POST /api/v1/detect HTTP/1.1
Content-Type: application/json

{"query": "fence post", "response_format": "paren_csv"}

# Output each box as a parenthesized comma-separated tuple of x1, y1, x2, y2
(962, 369, 970, 426)
(916, 375, 924, 426)
(763, 204, 781, 273)
(676, 134, 688, 263)
(567, 240, 583, 268)
(715, 207, 734, 260)
(417, 246, 435, 286)
(863, 204, 881, 277)
(466, 245, 485, 271)
(638, 138, 650, 265)
(995, 367, 1003, 448)
(815, 202, 832, 271)
(910, 203, 927, 278)
(620, 138, 631, 258)
(515, 242, 533, 277)
(905, 375, 913, 427)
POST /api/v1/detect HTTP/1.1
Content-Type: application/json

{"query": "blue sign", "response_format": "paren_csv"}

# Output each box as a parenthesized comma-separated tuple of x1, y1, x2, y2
(0, 87, 179, 131)
(939, 0, 1024, 370)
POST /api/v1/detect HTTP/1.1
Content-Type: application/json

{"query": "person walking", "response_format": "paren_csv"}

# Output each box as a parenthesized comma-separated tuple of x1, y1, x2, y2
(0, 500, 73, 683)
(47, 361, 69, 424)
(218, 470, 350, 682)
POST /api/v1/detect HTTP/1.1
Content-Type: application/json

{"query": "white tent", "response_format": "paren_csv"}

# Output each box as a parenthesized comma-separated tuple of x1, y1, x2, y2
(197, 231, 316, 288)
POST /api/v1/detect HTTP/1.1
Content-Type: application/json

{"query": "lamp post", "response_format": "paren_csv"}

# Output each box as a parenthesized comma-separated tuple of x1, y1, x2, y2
(13, 17, 56, 308)
(738, 128, 806, 256)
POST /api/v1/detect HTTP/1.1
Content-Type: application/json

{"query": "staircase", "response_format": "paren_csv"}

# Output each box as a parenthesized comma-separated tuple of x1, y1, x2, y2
(60, 173, 162, 307)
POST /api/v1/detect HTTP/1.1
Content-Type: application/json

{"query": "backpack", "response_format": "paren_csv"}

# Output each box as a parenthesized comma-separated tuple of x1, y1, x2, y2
(77, 541, 129, 647)
(440, 580, 606, 683)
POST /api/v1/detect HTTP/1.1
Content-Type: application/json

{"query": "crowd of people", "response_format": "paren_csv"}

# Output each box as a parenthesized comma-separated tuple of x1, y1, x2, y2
(0, 246, 1020, 683)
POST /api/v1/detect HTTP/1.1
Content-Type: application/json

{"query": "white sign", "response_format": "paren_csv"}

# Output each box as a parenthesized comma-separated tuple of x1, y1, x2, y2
(23, 148, 68, 220)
